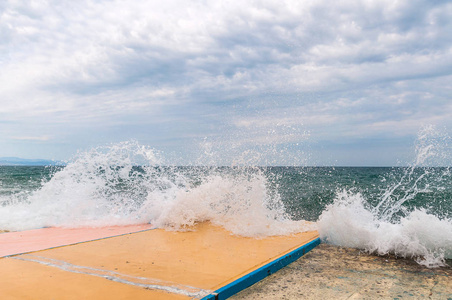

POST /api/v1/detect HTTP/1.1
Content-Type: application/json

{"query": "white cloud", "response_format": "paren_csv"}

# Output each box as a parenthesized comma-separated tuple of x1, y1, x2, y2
(12, 135, 51, 141)
(0, 0, 451, 164)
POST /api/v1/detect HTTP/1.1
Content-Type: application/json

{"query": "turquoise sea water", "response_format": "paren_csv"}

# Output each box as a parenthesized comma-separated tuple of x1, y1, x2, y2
(1, 165, 451, 221)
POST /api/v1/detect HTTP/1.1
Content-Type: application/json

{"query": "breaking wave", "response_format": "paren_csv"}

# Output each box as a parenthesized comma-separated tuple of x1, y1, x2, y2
(0, 141, 311, 237)
(319, 125, 452, 267)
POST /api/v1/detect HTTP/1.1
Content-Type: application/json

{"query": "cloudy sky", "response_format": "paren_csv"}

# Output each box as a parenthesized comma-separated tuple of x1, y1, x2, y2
(0, 0, 451, 166)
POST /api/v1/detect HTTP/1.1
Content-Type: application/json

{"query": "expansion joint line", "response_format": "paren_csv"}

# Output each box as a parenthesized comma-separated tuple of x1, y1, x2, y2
(13, 254, 211, 298)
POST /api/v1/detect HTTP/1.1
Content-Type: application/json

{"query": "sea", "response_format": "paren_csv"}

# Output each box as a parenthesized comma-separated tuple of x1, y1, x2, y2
(0, 130, 451, 269)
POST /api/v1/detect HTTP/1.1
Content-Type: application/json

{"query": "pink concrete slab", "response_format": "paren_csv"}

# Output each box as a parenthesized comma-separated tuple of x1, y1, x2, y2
(0, 224, 153, 257)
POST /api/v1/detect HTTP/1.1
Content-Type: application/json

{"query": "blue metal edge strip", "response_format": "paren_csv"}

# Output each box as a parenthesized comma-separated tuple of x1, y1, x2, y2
(201, 237, 321, 300)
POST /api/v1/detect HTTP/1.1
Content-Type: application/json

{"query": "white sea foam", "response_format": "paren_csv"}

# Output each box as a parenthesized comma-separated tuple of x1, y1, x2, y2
(0, 141, 312, 237)
(318, 125, 452, 267)
(318, 190, 452, 267)
(140, 172, 312, 237)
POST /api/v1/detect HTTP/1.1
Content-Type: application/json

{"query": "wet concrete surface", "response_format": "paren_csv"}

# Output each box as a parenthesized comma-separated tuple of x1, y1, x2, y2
(231, 244, 452, 300)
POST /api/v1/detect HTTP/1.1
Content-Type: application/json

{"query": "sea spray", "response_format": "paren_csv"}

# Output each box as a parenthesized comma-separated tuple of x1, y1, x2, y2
(141, 170, 311, 237)
(0, 141, 312, 237)
(318, 190, 452, 267)
(0, 142, 159, 230)
(1, 126, 450, 266)
(318, 126, 452, 267)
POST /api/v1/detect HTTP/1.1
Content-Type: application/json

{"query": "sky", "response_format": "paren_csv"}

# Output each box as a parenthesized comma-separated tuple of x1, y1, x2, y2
(0, 0, 451, 166)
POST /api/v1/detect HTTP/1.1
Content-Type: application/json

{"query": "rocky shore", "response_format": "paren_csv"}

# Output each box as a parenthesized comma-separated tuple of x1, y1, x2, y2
(231, 244, 452, 299)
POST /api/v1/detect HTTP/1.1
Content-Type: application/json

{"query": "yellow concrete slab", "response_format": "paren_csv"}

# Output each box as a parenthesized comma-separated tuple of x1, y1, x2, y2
(0, 257, 188, 300)
(0, 222, 319, 299)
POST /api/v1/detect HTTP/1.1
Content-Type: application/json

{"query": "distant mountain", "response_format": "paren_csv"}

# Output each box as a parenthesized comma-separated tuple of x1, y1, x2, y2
(0, 157, 65, 166)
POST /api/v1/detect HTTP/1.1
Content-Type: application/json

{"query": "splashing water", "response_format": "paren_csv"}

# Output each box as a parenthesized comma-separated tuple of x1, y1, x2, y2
(0, 141, 311, 237)
(1, 126, 451, 267)
(318, 126, 452, 267)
